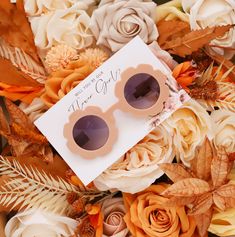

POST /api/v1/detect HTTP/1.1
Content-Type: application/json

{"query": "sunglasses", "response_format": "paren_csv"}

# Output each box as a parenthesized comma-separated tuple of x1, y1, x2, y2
(63, 64, 169, 158)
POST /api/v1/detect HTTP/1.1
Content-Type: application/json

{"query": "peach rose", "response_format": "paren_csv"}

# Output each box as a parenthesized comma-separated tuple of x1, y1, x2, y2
(123, 184, 196, 237)
(102, 198, 129, 237)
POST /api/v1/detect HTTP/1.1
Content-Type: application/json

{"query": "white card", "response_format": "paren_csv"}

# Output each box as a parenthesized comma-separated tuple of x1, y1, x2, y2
(35, 36, 190, 185)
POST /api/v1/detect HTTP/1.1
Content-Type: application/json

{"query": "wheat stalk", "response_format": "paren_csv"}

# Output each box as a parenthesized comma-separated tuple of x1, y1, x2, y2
(0, 38, 47, 84)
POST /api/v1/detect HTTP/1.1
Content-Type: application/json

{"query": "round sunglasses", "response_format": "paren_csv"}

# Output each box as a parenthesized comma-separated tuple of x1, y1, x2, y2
(63, 64, 169, 158)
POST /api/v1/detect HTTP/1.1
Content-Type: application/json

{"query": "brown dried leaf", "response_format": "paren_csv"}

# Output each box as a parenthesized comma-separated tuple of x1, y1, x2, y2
(211, 147, 229, 188)
(166, 196, 196, 207)
(191, 138, 213, 181)
(0, 0, 39, 62)
(0, 107, 9, 134)
(194, 208, 213, 237)
(162, 178, 211, 197)
(162, 25, 233, 57)
(228, 152, 235, 162)
(5, 99, 35, 130)
(159, 163, 194, 183)
(189, 192, 213, 216)
(157, 20, 190, 46)
(213, 184, 235, 210)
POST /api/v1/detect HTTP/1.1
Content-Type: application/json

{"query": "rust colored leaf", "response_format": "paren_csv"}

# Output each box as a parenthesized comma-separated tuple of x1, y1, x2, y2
(4, 99, 35, 130)
(189, 192, 213, 216)
(191, 138, 213, 181)
(213, 184, 235, 210)
(157, 20, 190, 46)
(228, 152, 235, 162)
(162, 25, 233, 57)
(0, 0, 39, 62)
(162, 178, 211, 197)
(159, 163, 194, 183)
(211, 147, 229, 188)
(0, 107, 9, 134)
(166, 196, 196, 207)
(194, 208, 213, 237)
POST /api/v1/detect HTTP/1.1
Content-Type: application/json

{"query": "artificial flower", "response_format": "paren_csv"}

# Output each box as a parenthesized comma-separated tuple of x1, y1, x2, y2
(24, 0, 95, 16)
(94, 125, 175, 194)
(41, 47, 108, 107)
(90, 0, 158, 52)
(182, 0, 235, 59)
(45, 44, 78, 72)
(29, 4, 93, 51)
(156, 0, 189, 23)
(123, 184, 196, 237)
(211, 109, 235, 153)
(5, 209, 78, 237)
(164, 99, 213, 166)
(172, 61, 197, 90)
(102, 198, 129, 237)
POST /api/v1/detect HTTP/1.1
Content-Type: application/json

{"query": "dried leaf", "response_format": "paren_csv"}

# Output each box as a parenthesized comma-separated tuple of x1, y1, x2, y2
(0, 0, 39, 62)
(194, 208, 213, 237)
(211, 147, 229, 188)
(191, 138, 213, 181)
(213, 184, 235, 210)
(0, 107, 9, 134)
(189, 192, 213, 216)
(229, 152, 235, 162)
(162, 178, 211, 197)
(157, 20, 190, 46)
(166, 196, 196, 207)
(162, 25, 233, 57)
(159, 163, 194, 183)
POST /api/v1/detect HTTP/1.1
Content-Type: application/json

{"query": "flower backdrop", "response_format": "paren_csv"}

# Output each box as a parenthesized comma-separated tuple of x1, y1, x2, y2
(0, 0, 235, 237)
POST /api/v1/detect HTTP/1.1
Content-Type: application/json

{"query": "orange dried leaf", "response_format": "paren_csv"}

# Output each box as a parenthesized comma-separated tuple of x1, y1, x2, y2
(4, 99, 35, 130)
(162, 25, 233, 57)
(0, 107, 9, 134)
(211, 147, 229, 188)
(157, 20, 190, 46)
(194, 208, 213, 237)
(213, 184, 235, 210)
(159, 163, 194, 183)
(162, 178, 211, 197)
(166, 196, 196, 207)
(191, 138, 213, 181)
(189, 193, 213, 216)
(229, 152, 235, 162)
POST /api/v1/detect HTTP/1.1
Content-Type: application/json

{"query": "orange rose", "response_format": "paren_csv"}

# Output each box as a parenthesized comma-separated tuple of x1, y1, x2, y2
(123, 184, 196, 237)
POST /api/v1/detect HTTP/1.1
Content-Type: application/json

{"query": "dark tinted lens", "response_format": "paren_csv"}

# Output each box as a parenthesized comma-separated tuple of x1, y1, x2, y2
(72, 115, 109, 151)
(124, 73, 160, 109)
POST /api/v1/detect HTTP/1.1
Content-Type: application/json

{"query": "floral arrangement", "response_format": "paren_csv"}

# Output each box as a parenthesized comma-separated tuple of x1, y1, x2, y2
(0, 0, 235, 237)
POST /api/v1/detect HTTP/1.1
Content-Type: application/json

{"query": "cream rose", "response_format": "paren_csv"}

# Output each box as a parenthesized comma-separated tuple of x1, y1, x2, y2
(102, 198, 129, 237)
(29, 4, 93, 51)
(164, 99, 213, 166)
(5, 210, 78, 237)
(211, 109, 235, 153)
(90, 0, 158, 52)
(94, 125, 175, 194)
(182, 0, 235, 59)
(24, 0, 95, 16)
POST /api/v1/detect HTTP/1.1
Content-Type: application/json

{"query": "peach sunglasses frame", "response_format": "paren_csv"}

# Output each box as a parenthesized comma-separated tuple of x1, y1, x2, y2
(63, 64, 169, 159)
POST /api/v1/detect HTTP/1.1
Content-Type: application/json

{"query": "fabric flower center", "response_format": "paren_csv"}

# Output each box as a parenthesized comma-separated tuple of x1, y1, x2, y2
(106, 211, 124, 226)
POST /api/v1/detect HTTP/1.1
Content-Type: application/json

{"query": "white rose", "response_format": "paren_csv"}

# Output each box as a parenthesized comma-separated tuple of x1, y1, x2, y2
(182, 0, 235, 59)
(94, 125, 175, 194)
(30, 4, 93, 51)
(165, 99, 213, 166)
(90, 0, 158, 52)
(24, 0, 95, 16)
(211, 109, 235, 153)
(5, 210, 78, 237)
(102, 198, 129, 237)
